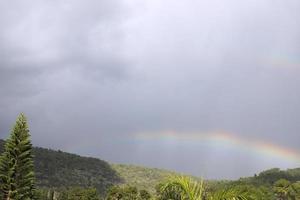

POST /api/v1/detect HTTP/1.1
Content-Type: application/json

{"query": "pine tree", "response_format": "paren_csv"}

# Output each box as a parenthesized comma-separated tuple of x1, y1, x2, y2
(0, 113, 36, 200)
(0, 151, 11, 199)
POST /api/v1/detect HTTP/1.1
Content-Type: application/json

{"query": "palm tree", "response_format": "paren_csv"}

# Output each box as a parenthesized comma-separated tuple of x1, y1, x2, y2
(208, 188, 249, 200)
(159, 176, 204, 200)
(159, 176, 248, 200)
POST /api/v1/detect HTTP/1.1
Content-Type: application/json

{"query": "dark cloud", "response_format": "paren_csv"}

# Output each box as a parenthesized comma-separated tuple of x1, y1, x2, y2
(0, 0, 300, 179)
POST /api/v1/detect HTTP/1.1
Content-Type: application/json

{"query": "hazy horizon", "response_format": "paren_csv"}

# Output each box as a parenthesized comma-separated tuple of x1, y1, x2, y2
(0, 0, 300, 179)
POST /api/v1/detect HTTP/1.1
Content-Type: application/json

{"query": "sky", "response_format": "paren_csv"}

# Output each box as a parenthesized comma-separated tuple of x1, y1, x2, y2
(0, 0, 300, 179)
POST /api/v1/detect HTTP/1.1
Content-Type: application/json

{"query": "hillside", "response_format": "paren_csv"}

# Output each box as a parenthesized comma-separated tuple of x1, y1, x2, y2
(1, 139, 299, 197)
(111, 164, 179, 193)
(237, 167, 300, 186)
(0, 139, 179, 195)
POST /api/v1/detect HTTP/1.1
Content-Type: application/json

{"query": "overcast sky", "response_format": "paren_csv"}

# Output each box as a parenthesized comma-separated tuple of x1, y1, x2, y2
(0, 0, 300, 179)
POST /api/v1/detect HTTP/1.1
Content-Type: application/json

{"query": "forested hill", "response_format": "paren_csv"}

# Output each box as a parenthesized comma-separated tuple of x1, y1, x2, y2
(0, 139, 299, 195)
(0, 139, 178, 195)
(237, 167, 300, 185)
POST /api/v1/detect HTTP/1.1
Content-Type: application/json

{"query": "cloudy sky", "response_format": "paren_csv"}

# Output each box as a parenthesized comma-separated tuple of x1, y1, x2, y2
(0, 0, 300, 179)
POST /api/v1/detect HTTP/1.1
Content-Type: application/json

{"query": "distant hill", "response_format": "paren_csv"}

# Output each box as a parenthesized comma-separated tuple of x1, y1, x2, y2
(237, 167, 300, 186)
(0, 139, 299, 196)
(0, 139, 179, 195)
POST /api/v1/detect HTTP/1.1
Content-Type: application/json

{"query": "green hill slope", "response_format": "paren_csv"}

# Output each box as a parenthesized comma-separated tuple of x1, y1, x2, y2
(33, 147, 122, 193)
(111, 164, 178, 193)
(237, 167, 300, 186)
(0, 139, 179, 195)
(1, 139, 299, 196)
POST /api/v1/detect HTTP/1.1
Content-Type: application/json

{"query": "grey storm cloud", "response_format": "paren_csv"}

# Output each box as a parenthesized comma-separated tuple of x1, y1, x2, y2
(0, 0, 300, 179)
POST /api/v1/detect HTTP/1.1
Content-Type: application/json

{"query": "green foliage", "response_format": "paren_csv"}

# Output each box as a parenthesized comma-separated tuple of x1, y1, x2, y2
(111, 164, 179, 194)
(212, 183, 275, 200)
(60, 187, 100, 200)
(34, 187, 100, 200)
(289, 182, 300, 200)
(0, 138, 183, 196)
(272, 179, 300, 200)
(139, 189, 152, 200)
(273, 179, 291, 200)
(158, 176, 204, 200)
(157, 176, 250, 200)
(0, 113, 35, 200)
(34, 188, 49, 200)
(255, 168, 300, 185)
(106, 185, 152, 200)
(208, 188, 249, 200)
(156, 182, 183, 200)
(33, 147, 122, 194)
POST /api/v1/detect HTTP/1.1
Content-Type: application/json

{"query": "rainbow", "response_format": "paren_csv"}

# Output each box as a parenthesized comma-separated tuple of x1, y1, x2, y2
(135, 130, 300, 163)
(267, 55, 300, 70)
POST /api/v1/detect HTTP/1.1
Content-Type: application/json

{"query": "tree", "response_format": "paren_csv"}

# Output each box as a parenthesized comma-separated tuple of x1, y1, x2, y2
(157, 176, 249, 200)
(273, 179, 291, 200)
(289, 182, 300, 200)
(106, 186, 124, 200)
(59, 187, 100, 200)
(0, 113, 35, 200)
(106, 185, 151, 200)
(158, 176, 204, 200)
(139, 189, 151, 200)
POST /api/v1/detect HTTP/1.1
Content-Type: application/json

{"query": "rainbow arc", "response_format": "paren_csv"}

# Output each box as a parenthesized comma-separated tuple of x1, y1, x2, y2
(136, 130, 300, 163)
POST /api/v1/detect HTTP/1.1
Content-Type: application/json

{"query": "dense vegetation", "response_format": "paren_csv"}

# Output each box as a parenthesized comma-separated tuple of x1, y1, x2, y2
(0, 114, 299, 199)
(33, 147, 122, 193)
(111, 164, 179, 194)
(0, 140, 180, 196)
